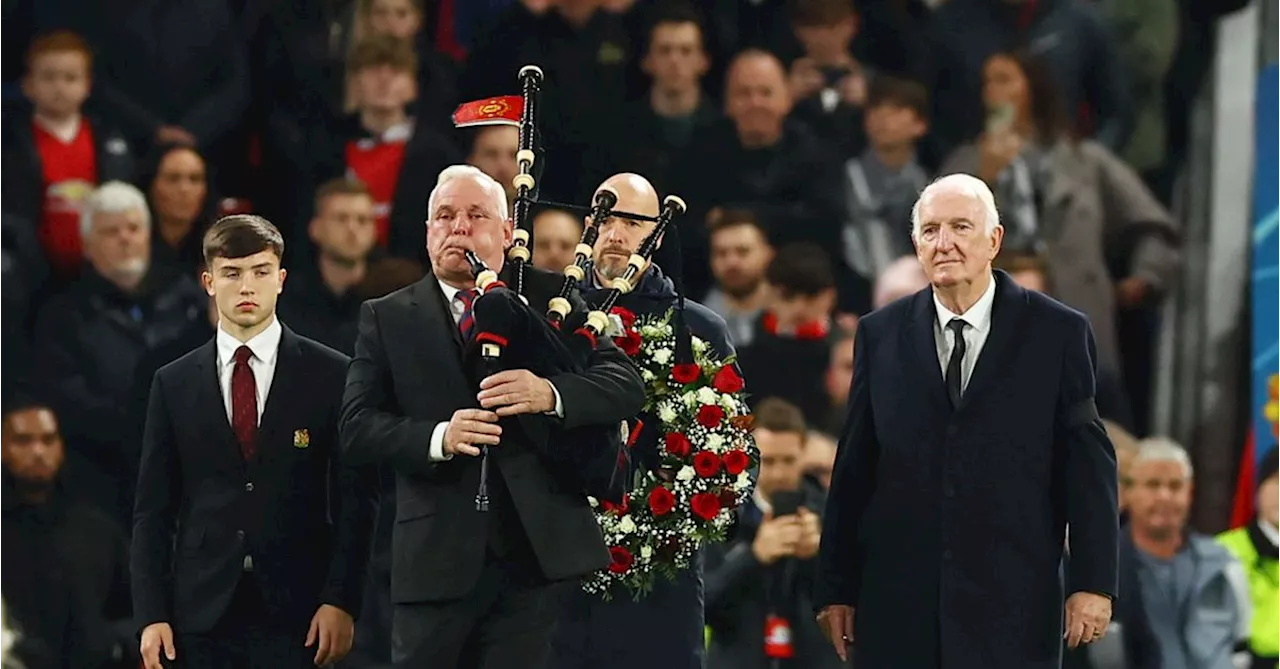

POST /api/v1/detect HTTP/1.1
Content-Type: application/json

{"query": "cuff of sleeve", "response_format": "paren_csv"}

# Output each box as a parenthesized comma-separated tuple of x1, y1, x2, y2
(429, 422, 452, 462)
(545, 381, 564, 418)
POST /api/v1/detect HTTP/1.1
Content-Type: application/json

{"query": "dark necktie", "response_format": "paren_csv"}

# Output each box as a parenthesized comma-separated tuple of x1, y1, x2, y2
(231, 345, 258, 460)
(945, 318, 967, 408)
(455, 289, 478, 340)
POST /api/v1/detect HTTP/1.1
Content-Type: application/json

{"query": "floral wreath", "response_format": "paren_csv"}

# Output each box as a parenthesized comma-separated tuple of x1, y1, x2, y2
(583, 306, 758, 600)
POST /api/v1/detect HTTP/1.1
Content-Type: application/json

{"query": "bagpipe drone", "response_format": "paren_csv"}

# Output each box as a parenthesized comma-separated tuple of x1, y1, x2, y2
(451, 66, 689, 511)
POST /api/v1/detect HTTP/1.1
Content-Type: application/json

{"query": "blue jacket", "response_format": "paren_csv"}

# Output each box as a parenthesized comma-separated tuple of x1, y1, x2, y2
(549, 264, 737, 669)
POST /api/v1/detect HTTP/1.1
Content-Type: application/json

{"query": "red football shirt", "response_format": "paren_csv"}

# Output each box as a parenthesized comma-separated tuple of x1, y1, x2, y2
(344, 122, 412, 248)
(33, 118, 98, 278)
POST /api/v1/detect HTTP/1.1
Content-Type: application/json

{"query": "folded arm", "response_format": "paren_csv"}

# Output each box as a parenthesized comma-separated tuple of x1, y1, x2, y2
(339, 302, 443, 474)
(547, 323, 645, 431)
(1060, 316, 1120, 599)
(815, 324, 879, 610)
(130, 374, 181, 629)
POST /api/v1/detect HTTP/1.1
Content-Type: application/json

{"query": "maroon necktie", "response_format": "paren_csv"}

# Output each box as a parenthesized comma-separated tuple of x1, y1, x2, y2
(456, 289, 478, 340)
(231, 345, 258, 461)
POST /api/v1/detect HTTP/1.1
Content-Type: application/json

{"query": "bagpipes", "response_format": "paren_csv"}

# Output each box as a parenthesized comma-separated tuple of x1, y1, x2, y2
(451, 66, 688, 511)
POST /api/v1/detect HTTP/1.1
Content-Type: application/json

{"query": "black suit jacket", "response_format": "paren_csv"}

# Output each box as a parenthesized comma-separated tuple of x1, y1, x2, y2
(816, 270, 1119, 669)
(131, 325, 378, 635)
(339, 267, 645, 603)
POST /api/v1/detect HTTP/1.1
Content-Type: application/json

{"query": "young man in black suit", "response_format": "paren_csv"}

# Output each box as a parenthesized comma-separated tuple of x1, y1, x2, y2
(340, 165, 645, 668)
(131, 215, 378, 669)
(814, 174, 1119, 669)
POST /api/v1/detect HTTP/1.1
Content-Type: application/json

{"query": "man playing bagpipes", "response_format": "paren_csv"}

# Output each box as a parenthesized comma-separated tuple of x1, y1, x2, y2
(337, 164, 645, 668)
(549, 173, 749, 669)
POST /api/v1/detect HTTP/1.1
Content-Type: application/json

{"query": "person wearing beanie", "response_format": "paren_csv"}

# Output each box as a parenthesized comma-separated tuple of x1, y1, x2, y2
(1217, 447, 1279, 669)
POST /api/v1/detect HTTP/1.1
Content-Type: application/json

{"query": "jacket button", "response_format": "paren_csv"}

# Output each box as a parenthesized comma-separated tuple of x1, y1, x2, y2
(244, 482, 254, 492)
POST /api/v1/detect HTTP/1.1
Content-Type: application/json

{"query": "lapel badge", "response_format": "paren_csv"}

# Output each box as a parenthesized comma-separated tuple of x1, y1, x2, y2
(293, 429, 311, 449)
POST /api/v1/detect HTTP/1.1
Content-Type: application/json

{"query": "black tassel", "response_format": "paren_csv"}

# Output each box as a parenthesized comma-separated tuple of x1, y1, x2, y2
(665, 216, 694, 367)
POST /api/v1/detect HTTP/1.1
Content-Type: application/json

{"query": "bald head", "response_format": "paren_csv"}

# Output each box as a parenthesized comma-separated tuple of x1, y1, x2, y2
(592, 173, 663, 282)
(596, 173, 660, 219)
(725, 49, 791, 148)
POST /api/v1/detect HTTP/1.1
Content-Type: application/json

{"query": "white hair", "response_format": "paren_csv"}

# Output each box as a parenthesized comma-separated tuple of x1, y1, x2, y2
(427, 165, 509, 223)
(873, 255, 929, 308)
(910, 173, 1000, 240)
(1134, 436, 1194, 479)
(81, 181, 150, 238)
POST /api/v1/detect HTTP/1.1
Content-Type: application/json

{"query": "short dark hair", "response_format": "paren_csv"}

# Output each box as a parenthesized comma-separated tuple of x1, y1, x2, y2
(707, 208, 768, 239)
(766, 242, 835, 296)
(753, 397, 807, 439)
(348, 35, 418, 75)
(644, 1, 706, 48)
(866, 74, 930, 122)
(790, 0, 855, 26)
(203, 215, 285, 267)
(314, 178, 371, 212)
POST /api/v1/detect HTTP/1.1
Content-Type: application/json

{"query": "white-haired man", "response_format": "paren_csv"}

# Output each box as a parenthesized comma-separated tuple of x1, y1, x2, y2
(1126, 438, 1252, 669)
(31, 180, 205, 524)
(340, 165, 645, 668)
(814, 173, 1120, 669)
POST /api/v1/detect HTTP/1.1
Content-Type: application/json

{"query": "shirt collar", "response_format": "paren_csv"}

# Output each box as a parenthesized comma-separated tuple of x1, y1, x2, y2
(216, 315, 283, 367)
(1260, 519, 1279, 547)
(437, 277, 461, 303)
(933, 272, 997, 333)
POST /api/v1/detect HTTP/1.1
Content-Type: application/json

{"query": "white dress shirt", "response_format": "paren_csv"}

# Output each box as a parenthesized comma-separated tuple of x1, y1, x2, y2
(931, 273, 997, 393)
(215, 316, 283, 423)
(429, 279, 564, 461)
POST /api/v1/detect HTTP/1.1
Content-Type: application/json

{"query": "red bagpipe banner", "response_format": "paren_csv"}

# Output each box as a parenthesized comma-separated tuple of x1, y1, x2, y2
(452, 95, 523, 128)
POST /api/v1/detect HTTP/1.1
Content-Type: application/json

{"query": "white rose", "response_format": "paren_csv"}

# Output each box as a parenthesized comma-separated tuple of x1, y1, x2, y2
(657, 403, 678, 424)
(706, 433, 724, 450)
(682, 391, 699, 409)
(652, 348, 673, 365)
(696, 387, 719, 405)
(640, 545, 653, 559)
(618, 516, 636, 534)
(720, 394, 737, 411)
(677, 466, 696, 481)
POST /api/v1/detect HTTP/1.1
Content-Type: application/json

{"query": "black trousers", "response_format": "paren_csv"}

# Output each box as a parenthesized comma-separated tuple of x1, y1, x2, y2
(174, 574, 315, 669)
(391, 557, 572, 669)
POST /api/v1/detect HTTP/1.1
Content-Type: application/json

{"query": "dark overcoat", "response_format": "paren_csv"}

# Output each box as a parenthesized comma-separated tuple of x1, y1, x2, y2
(816, 270, 1119, 669)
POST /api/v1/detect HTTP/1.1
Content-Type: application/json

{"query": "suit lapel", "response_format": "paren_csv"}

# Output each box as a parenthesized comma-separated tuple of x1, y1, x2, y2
(193, 339, 246, 469)
(905, 288, 951, 413)
(960, 270, 1030, 408)
(409, 277, 471, 398)
(257, 326, 304, 463)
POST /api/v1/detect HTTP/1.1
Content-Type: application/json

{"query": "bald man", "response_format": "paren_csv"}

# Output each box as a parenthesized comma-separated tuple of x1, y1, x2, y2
(549, 173, 749, 669)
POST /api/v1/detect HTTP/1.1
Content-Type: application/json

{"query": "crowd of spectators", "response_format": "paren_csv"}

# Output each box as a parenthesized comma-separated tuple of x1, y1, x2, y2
(0, 0, 1271, 668)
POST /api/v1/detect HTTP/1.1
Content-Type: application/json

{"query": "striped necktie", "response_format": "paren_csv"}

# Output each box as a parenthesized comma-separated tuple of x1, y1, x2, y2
(455, 289, 478, 340)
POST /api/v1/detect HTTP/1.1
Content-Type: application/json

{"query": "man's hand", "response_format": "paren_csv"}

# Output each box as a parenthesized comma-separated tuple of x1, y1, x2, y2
(140, 622, 176, 669)
(816, 605, 855, 662)
(444, 408, 501, 457)
(1063, 592, 1113, 649)
(793, 507, 822, 559)
(156, 125, 196, 146)
(837, 72, 868, 107)
(751, 510, 802, 565)
(305, 604, 354, 666)
(478, 369, 555, 417)
(788, 57, 825, 99)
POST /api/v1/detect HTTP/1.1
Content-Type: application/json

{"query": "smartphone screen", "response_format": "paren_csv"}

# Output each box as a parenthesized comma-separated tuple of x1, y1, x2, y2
(770, 490, 805, 517)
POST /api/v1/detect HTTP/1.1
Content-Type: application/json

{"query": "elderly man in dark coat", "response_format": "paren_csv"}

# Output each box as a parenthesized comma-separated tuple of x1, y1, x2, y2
(549, 173, 742, 669)
(814, 174, 1119, 669)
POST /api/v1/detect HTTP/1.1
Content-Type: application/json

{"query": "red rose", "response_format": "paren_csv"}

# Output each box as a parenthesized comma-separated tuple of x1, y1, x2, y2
(608, 546, 634, 574)
(712, 365, 744, 393)
(648, 486, 676, 516)
(693, 451, 722, 478)
(690, 492, 722, 521)
(618, 493, 630, 515)
(614, 329, 642, 356)
(610, 306, 637, 329)
(722, 449, 750, 476)
(696, 404, 725, 428)
(663, 432, 692, 458)
(718, 488, 739, 509)
(671, 363, 701, 385)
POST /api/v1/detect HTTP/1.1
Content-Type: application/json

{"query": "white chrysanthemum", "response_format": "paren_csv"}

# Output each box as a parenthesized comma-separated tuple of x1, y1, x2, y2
(682, 391, 699, 409)
(735, 471, 752, 489)
(719, 393, 737, 412)
(657, 402, 678, 424)
(705, 433, 724, 450)
(676, 466, 696, 482)
(640, 545, 653, 559)
(618, 515, 636, 533)
(652, 348, 673, 365)
(641, 368, 656, 382)
(696, 387, 719, 405)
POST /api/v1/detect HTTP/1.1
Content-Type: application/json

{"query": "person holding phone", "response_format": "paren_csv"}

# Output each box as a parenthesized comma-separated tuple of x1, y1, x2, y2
(704, 398, 842, 669)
